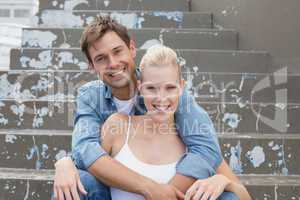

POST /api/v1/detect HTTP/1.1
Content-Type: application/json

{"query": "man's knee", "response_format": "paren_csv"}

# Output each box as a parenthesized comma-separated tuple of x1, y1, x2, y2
(78, 169, 111, 200)
(217, 191, 240, 200)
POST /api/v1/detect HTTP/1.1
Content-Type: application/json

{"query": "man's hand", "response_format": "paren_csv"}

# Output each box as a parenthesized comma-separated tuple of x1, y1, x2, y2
(184, 174, 230, 200)
(53, 157, 87, 200)
(143, 183, 184, 200)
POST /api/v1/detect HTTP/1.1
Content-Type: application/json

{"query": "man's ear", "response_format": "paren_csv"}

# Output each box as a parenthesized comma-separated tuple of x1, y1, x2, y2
(129, 40, 137, 58)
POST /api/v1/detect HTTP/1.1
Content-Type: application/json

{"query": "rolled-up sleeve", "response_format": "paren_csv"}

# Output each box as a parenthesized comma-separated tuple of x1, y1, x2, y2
(71, 88, 108, 170)
(175, 88, 223, 179)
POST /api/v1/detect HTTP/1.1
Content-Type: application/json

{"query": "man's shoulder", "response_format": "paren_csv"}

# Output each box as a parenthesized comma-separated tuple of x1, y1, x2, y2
(77, 80, 106, 96)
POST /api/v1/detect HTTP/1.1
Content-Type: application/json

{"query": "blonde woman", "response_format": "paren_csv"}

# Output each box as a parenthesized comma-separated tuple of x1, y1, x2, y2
(100, 45, 252, 200)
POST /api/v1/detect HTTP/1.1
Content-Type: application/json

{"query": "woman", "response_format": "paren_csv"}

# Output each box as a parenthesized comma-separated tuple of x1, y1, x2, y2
(100, 45, 251, 200)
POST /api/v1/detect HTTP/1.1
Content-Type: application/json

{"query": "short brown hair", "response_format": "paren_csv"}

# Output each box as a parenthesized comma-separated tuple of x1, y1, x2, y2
(80, 15, 131, 65)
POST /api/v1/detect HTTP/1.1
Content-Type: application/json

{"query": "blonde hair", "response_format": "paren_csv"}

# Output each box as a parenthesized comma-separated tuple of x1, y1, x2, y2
(140, 45, 181, 81)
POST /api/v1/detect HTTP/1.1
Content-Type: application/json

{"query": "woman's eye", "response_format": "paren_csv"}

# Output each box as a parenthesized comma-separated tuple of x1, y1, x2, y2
(167, 86, 176, 90)
(147, 86, 155, 90)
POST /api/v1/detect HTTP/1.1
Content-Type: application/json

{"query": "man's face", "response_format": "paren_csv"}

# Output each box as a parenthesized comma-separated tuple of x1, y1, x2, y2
(88, 31, 136, 89)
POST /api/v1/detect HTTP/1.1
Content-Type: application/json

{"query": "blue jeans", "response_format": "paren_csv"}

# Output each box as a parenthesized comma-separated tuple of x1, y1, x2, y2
(79, 169, 111, 200)
(218, 191, 240, 200)
(78, 170, 238, 200)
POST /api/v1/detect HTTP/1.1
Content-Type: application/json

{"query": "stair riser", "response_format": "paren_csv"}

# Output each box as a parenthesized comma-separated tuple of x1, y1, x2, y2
(0, 100, 299, 133)
(1, 178, 299, 200)
(1, 133, 300, 175)
(38, 0, 190, 12)
(10, 49, 270, 73)
(32, 11, 212, 29)
(0, 71, 297, 104)
(22, 28, 238, 50)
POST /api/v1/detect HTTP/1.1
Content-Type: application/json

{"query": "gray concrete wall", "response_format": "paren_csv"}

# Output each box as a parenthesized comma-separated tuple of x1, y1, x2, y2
(192, 0, 300, 73)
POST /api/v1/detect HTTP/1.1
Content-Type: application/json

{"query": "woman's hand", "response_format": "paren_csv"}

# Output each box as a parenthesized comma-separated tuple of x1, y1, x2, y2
(184, 174, 231, 200)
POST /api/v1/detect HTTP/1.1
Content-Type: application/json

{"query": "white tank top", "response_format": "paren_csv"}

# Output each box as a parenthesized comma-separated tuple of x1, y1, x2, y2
(110, 117, 178, 200)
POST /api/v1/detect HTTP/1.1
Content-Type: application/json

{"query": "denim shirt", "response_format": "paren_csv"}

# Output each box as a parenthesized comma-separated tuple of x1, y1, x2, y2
(72, 80, 223, 179)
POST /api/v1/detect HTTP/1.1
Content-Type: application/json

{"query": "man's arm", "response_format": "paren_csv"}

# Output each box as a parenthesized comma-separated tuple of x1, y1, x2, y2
(54, 85, 183, 200)
(174, 88, 223, 179)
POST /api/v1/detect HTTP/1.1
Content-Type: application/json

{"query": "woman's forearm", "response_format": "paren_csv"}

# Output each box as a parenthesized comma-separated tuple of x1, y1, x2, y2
(225, 181, 252, 200)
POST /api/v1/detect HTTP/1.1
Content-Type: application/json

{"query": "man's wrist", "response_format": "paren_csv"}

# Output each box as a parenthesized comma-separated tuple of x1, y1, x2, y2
(137, 178, 157, 198)
(54, 156, 73, 168)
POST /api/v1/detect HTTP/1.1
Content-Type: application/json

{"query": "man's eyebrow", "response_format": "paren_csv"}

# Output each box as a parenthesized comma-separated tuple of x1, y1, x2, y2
(113, 45, 123, 51)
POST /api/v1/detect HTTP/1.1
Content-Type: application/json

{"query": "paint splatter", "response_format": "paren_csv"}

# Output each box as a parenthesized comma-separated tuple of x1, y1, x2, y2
(246, 146, 265, 168)
(22, 30, 57, 48)
(5, 134, 17, 144)
(229, 142, 243, 174)
(222, 113, 240, 129)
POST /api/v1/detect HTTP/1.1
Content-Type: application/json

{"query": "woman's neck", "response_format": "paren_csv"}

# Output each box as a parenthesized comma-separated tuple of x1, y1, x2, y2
(143, 115, 177, 135)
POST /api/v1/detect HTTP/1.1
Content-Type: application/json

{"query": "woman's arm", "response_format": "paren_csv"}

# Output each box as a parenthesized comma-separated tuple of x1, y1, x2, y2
(185, 160, 252, 200)
(216, 160, 252, 200)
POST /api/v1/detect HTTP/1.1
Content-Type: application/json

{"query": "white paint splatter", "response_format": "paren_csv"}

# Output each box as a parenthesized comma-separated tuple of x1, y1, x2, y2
(23, 30, 57, 48)
(32, 107, 49, 128)
(272, 144, 280, 151)
(40, 10, 84, 27)
(275, 103, 286, 110)
(222, 113, 241, 129)
(41, 144, 50, 159)
(5, 134, 17, 143)
(229, 142, 243, 174)
(64, 0, 88, 10)
(152, 11, 183, 23)
(246, 146, 265, 168)
(55, 150, 67, 161)
(52, 0, 58, 7)
(104, 0, 110, 7)
(110, 12, 144, 29)
(0, 113, 8, 125)
(20, 50, 52, 69)
(139, 39, 161, 49)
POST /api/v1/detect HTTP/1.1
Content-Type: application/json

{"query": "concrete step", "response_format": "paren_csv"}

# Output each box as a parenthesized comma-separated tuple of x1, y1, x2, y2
(0, 99, 299, 133)
(10, 49, 270, 73)
(31, 10, 212, 29)
(22, 28, 238, 50)
(38, 0, 190, 12)
(0, 70, 298, 104)
(1, 130, 300, 175)
(0, 170, 300, 199)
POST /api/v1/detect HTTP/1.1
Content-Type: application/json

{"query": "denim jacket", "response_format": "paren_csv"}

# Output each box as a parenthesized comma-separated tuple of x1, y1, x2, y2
(72, 80, 223, 179)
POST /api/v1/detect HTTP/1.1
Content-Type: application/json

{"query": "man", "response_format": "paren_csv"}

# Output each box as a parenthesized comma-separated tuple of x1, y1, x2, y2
(53, 16, 237, 200)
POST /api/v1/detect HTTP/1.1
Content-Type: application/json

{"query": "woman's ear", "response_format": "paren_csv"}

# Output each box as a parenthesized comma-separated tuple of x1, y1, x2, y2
(179, 79, 185, 95)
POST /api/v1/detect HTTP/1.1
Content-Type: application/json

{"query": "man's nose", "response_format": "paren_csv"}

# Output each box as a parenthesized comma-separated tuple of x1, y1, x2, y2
(108, 55, 118, 69)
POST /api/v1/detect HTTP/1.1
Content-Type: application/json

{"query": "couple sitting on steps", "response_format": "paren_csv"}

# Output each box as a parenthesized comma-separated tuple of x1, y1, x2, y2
(52, 16, 252, 200)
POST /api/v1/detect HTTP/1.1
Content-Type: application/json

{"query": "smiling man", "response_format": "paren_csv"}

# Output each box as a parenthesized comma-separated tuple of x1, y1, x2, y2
(52, 16, 239, 200)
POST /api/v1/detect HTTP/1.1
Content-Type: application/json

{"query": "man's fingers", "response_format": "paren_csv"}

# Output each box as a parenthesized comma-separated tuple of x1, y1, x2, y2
(77, 176, 87, 195)
(185, 182, 199, 200)
(57, 188, 65, 200)
(63, 187, 73, 200)
(209, 191, 221, 200)
(70, 185, 80, 200)
(200, 189, 213, 200)
(192, 186, 204, 200)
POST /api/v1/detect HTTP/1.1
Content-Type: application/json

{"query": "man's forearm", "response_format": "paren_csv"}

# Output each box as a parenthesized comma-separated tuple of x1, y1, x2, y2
(88, 155, 155, 196)
(169, 173, 196, 194)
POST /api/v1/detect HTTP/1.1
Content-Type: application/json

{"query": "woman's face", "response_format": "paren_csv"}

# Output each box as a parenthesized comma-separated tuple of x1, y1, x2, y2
(139, 64, 184, 123)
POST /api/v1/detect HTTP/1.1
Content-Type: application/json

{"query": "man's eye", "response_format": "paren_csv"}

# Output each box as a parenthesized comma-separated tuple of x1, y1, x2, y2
(96, 57, 104, 62)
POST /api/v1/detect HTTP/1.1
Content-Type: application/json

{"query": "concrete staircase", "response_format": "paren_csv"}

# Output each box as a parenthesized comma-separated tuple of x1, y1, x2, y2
(1, 0, 300, 199)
